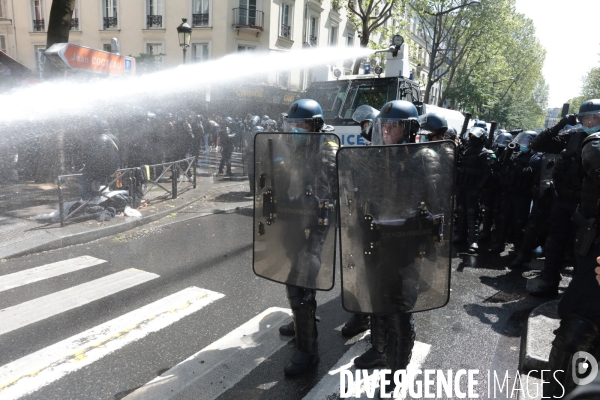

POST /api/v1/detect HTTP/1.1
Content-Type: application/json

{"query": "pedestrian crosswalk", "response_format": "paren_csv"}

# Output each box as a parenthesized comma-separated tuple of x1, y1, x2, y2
(0, 256, 432, 400)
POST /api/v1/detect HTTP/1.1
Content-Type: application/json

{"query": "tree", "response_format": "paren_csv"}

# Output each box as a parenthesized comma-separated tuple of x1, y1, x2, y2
(346, 0, 405, 74)
(581, 66, 600, 100)
(409, 0, 484, 104)
(45, 0, 76, 78)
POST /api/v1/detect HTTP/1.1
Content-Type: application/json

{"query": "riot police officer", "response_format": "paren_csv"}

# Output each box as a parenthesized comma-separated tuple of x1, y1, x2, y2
(454, 126, 496, 253)
(489, 131, 542, 253)
(543, 131, 600, 398)
(526, 102, 586, 296)
(269, 99, 338, 375)
(218, 117, 235, 176)
(336, 100, 451, 397)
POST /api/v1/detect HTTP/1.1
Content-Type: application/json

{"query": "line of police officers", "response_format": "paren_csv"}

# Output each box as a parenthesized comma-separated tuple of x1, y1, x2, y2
(250, 97, 600, 398)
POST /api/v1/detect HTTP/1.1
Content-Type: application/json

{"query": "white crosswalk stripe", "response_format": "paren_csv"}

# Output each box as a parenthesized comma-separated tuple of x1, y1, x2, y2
(0, 268, 158, 335)
(0, 255, 435, 400)
(124, 307, 293, 400)
(0, 287, 224, 400)
(0, 256, 106, 293)
(196, 151, 244, 170)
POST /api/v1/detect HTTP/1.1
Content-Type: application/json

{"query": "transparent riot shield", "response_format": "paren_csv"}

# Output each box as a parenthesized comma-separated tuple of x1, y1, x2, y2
(337, 141, 455, 314)
(539, 153, 559, 196)
(253, 132, 340, 291)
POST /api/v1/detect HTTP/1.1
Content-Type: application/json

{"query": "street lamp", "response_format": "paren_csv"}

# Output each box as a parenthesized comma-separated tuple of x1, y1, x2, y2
(176, 18, 192, 64)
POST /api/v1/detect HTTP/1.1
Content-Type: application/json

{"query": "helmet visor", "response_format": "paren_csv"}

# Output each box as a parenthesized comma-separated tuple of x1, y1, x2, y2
(283, 118, 315, 133)
(372, 118, 411, 145)
(578, 109, 600, 128)
(512, 132, 537, 147)
(493, 134, 512, 147)
(352, 105, 379, 124)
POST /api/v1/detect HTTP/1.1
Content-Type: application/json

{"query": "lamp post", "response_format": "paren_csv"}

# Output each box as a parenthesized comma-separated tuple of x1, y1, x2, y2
(177, 18, 192, 64)
(421, 1, 481, 104)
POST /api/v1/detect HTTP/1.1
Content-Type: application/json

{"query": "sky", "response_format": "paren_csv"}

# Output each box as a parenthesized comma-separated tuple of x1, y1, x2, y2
(514, 0, 599, 108)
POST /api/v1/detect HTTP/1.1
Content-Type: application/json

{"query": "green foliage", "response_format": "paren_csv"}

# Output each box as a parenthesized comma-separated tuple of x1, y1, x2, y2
(582, 66, 600, 100)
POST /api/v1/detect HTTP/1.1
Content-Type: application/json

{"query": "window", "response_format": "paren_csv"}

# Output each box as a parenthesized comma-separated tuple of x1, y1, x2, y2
(329, 26, 337, 46)
(347, 33, 354, 47)
(147, 0, 163, 28)
(192, 0, 209, 27)
(103, 0, 117, 29)
(0, 0, 6, 18)
(146, 43, 163, 56)
(71, 0, 80, 30)
(309, 17, 318, 45)
(34, 45, 45, 67)
(103, 43, 112, 52)
(32, 0, 45, 31)
(192, 43, 209, 62)
(238, 45, 255, 52)
(0, 35, 6, 53)
(238, 0, 257, 26)
(280, 3, 290, 39)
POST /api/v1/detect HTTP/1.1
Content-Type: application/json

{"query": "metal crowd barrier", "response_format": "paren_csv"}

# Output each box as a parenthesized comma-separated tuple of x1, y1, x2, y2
(57, 157, 196, 227)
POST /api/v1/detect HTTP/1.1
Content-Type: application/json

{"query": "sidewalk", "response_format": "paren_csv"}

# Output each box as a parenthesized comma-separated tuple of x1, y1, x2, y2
(0, 173, 253, 260)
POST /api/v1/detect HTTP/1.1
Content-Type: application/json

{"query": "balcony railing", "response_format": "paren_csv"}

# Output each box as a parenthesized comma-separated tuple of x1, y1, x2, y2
(147, 14, 162, 28)
(232, 8, 264, 31)
(310, 35, 317, 46)
(70, 18, 79, 30)
(103, 16, 118, 29)
(32, 19, 45, 31)
(192, 13, 209, 27)
(280, 24, 290, 39)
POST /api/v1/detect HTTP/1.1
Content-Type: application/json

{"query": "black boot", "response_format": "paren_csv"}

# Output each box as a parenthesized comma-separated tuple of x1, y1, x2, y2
(467, 210, 479, 254)
(528, 238, 562, 297)
(479, 206, 493, 242)
(510, 222, 537, 268)
(354, 315, 387, 369)
(543, 316, 599, 398)
(342, 313, 370, 337)
(279, 320, 295, 336)
(284, 288, 319, 376)
(379, 313, 415, 398)
(489, 215, 507, 253)
(453, 207, 467, 244)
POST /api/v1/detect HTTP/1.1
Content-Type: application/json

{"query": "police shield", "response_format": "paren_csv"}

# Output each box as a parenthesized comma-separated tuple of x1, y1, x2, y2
(539, 153, 559, 196)
(337, 142, 454, 314)
(253, 132, 339, 290)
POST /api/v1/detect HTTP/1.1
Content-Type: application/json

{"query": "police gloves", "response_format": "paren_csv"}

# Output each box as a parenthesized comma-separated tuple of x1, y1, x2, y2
(559, 114, 578, 128)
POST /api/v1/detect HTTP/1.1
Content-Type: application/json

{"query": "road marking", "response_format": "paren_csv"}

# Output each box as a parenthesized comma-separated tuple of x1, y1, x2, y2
(0, 256, 106, 292)
(124, 307, 293, 400)
(0, 287, 224, 400)
(303, 336, 431, 400)
(0, 268, 158, 335)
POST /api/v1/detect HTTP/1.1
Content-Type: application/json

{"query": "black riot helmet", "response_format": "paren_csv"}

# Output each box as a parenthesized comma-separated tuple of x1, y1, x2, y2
(352, 104, 380, 142)
(371, 100, 420, 145)
(251, 125, 265, 133)
(582, 132, 600, 186)
(444, 126, 457, 141)
(419, 113, 448, 136)
(468, 126, 488, 146)
(283, 99, 325, 132)
(578, 99, 600, 134)
(250, 115, 260, 127)
(512, 130, 538, 151)
(224, 116, 234, 127)
(492, 131, 514, 149)
(473, 119, 487, 130)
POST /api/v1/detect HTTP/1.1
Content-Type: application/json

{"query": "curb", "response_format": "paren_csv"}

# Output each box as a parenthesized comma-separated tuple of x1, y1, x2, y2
(519, 300, 560, 373)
